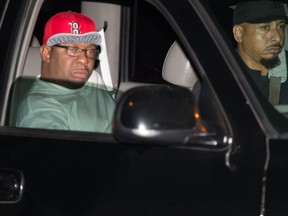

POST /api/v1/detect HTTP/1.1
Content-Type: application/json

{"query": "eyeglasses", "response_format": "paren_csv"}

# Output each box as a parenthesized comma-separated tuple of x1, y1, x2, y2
(53, 44, 101, 60)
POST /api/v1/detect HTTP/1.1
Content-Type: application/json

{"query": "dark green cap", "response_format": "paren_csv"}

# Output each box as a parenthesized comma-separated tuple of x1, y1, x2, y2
(233, 1, 288, 25)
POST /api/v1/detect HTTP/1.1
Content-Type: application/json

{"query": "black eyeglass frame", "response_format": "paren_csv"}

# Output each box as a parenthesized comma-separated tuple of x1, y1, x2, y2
(53, 44, 101, 60)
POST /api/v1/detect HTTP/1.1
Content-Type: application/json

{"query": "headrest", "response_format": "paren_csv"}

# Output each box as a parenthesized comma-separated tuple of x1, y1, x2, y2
(162, 41, 198, 88)
(30, 36, 40, 47)
(23, 36, 41, 77)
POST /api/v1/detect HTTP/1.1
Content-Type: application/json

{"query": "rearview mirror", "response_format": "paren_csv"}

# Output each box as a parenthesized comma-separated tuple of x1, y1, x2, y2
(113, 85, 232, 151)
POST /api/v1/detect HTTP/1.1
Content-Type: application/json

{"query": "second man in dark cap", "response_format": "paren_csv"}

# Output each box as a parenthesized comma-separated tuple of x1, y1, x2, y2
(233, 1, 288, 105)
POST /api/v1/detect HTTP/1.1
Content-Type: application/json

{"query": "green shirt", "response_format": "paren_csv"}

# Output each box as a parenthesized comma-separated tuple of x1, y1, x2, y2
(16, 79, 115, 133)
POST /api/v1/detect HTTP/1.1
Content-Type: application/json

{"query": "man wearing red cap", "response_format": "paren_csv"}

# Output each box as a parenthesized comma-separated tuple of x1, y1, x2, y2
(233, 1, 288, 105)
(16, 11, 115, 133)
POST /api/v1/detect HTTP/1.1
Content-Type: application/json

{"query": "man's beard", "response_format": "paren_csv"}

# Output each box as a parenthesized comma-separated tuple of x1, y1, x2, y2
(260, 56, 281, 70)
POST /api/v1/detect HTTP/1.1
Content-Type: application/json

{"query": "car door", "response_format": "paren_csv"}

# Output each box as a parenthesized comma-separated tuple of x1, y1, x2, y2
(0, 0, 283, 215)
(114, 1, 267, 215)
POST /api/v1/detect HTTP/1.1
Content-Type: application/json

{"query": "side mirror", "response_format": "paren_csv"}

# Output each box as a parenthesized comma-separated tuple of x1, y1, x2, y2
(0, 168, 24, 203)
(113, 85, 232, 151)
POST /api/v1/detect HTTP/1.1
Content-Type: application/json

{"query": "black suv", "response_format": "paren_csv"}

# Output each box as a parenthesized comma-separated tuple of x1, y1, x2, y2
(1, 0, 288, 215)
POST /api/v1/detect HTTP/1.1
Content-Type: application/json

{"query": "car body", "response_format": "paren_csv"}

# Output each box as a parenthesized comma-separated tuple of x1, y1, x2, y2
(0, 0, 288, 215)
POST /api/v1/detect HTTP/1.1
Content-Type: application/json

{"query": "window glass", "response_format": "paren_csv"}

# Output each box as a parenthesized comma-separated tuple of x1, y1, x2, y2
(4, 0, 117, 134)
(130, 1, 176, 84)
(208, 0, 288, 130)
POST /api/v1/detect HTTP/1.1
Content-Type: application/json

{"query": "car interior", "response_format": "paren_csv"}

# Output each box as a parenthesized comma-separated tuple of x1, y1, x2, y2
(3, 0, 201, 128)
(5, 0, 288, 129)
(4, 1, 120, 126)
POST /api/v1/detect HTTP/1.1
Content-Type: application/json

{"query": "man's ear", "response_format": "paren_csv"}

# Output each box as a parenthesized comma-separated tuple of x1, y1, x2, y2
(233, 25, 243, 43)
(40, 45, 51, 62)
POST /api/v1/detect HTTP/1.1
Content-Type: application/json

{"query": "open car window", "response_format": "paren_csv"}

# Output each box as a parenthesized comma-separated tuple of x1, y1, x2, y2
(2, 0, 288, 137)
(208, 1, 288, 134)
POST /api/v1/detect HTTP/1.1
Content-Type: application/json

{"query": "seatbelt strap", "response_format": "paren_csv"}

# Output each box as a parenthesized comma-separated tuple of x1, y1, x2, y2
(269, 76, 281, 105)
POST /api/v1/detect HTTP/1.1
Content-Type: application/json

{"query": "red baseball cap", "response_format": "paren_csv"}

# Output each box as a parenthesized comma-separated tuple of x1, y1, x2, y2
(43, 11, 101, 46)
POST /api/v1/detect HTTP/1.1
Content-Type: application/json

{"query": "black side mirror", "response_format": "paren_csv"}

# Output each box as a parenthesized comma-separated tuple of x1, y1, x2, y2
(113, 85, 232, 151)
(0, 168, 24, 203)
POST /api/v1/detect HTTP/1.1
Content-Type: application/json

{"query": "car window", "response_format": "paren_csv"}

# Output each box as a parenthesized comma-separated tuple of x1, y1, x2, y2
(129, 1, 176, 84)
(3, 0, 288, 137)
(207, 0, 288, 133)
(0, 0, 235, 139)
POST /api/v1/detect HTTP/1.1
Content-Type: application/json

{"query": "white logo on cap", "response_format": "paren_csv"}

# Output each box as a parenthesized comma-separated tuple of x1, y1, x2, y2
(69, 21, 80, 34)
